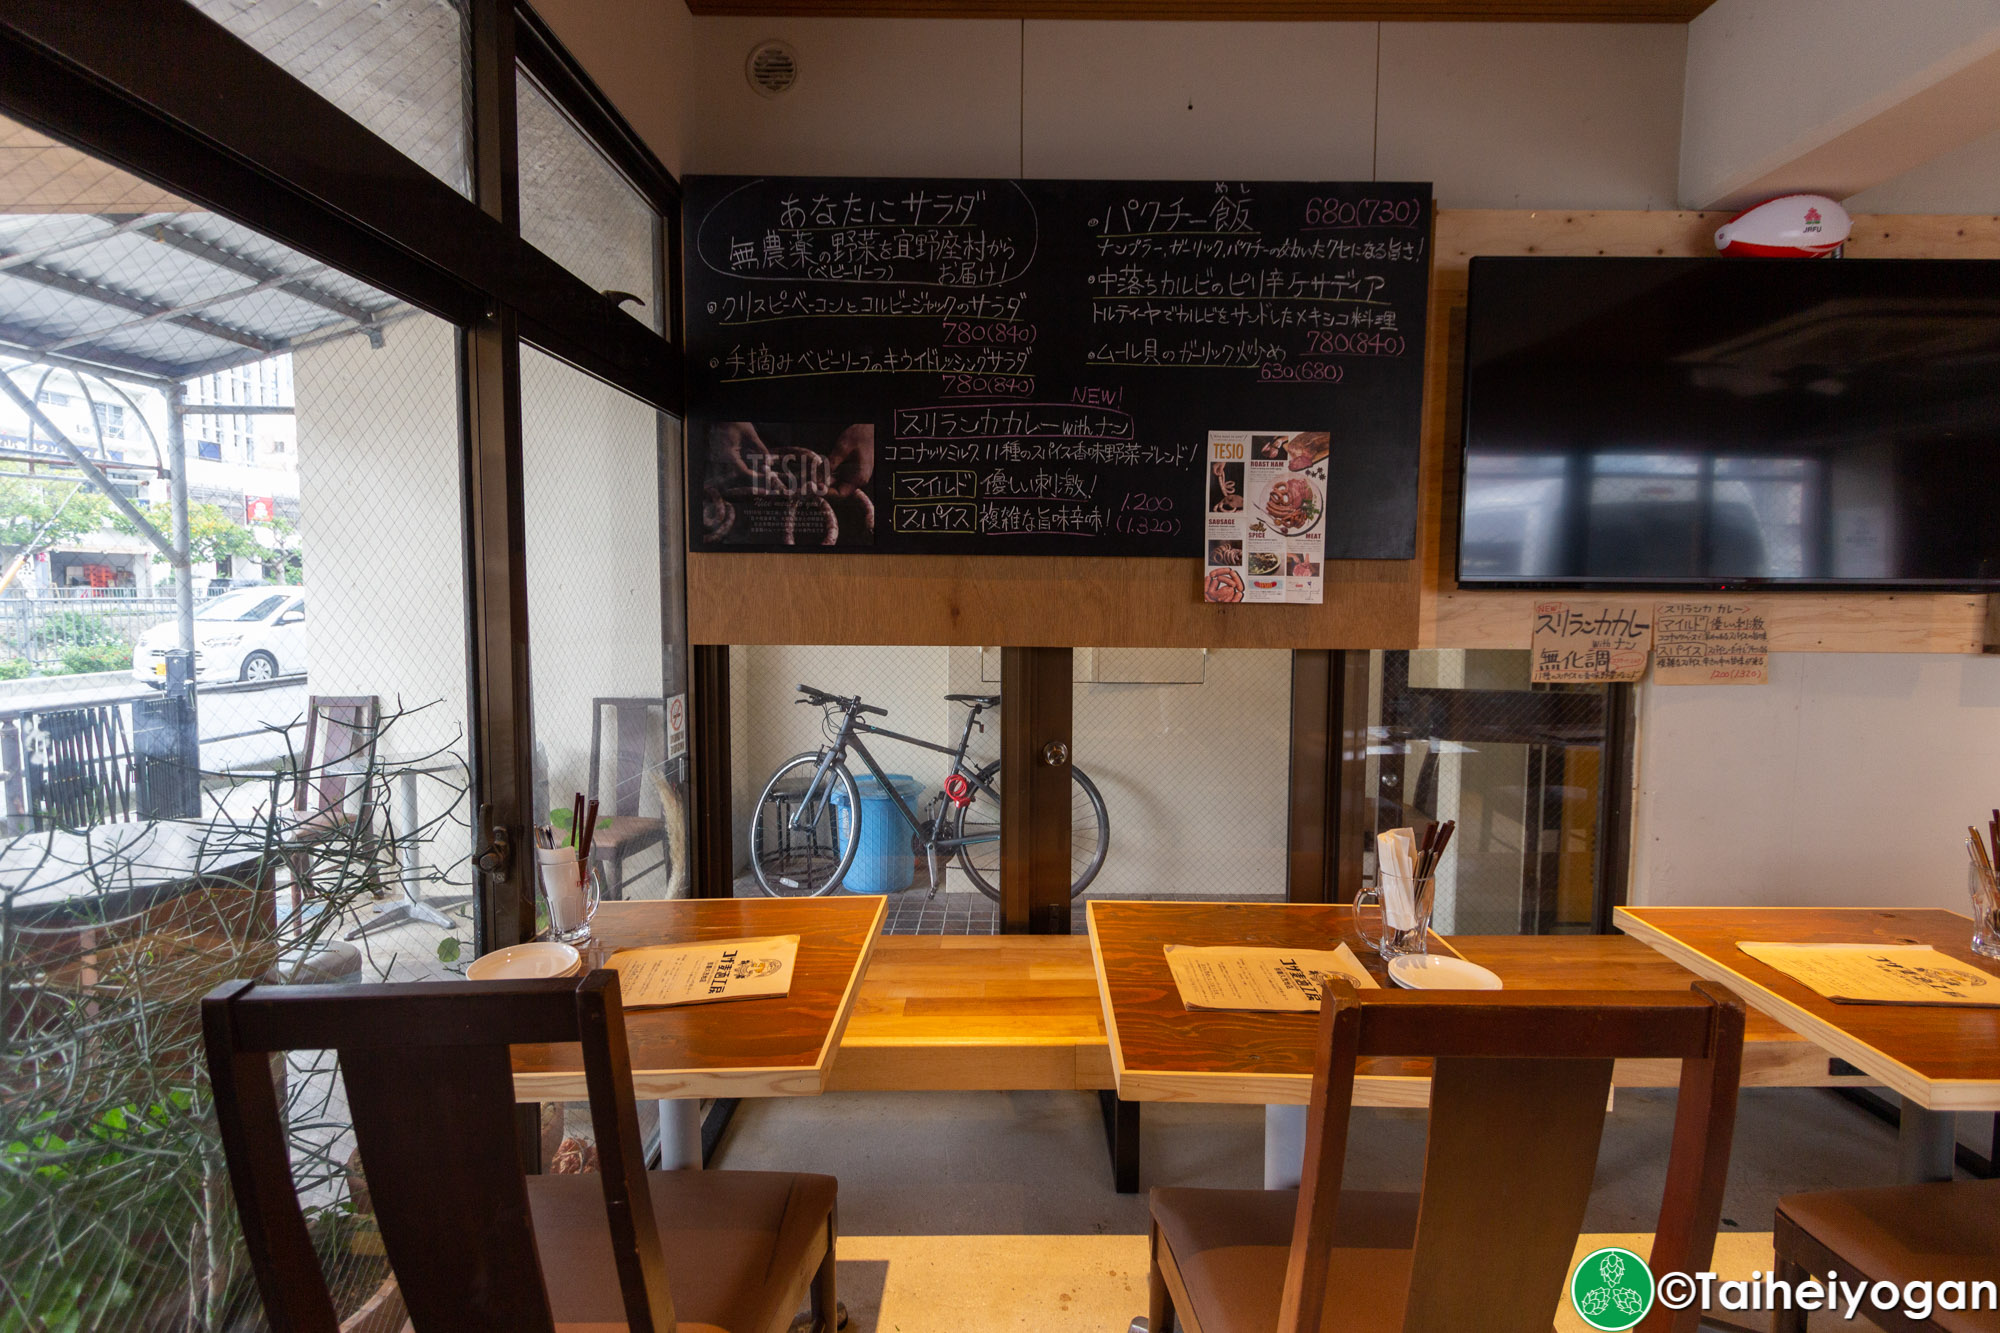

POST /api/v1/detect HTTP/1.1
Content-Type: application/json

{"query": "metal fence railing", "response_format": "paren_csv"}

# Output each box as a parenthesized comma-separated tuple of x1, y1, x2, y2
(1, 596, 179, 674)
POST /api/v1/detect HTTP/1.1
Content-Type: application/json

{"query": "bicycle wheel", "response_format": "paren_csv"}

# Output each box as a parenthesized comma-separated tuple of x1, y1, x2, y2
(953, 761, 1110, 903)
(749, 753, 860, 897)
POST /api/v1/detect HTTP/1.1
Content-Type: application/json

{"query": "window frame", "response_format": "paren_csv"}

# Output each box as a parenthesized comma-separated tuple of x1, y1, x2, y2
(0, 0, 691, 950)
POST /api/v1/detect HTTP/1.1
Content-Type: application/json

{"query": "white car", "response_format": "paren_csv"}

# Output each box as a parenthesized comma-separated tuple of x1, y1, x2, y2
(133, 587, 308, 686)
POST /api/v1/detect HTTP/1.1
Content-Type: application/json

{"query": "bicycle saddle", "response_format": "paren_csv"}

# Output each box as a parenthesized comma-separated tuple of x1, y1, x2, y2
(944, 693, 1000, 707)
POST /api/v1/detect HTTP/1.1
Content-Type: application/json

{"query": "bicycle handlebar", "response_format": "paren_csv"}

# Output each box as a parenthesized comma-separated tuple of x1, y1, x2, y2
(796, 683, 887, 717)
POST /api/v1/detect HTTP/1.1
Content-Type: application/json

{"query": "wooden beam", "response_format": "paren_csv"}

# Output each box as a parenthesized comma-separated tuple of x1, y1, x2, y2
(999, 647, 1074, 935)
(689, 209, 2000, 656)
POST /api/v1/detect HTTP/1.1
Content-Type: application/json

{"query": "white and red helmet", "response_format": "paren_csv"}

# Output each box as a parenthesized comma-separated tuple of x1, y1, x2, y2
(1714, 194, 1852, 257)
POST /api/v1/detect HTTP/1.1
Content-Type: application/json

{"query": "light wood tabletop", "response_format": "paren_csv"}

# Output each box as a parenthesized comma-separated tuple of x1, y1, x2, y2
(1088, 899, 1862, 1106)
(510, 895, 885, 1102)
(1615, 905, 2000, 1113)
(832, 934, 1112, 1092)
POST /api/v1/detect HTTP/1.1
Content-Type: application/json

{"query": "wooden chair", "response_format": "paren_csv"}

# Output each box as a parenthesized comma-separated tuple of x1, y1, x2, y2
(1772, 1179, 2000, 1333)
(584, 697, 666, 901)
(284, 695, 381, 919)
(202, 969, 839, 1333)
(1146, 981, 1745, 1333)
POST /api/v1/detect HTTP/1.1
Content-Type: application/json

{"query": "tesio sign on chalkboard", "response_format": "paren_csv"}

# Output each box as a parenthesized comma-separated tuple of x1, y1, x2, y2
(684, 177, 1432, 559)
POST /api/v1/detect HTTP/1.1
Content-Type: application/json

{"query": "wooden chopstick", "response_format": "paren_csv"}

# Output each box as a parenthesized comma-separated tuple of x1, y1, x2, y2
(579, 798, 600, 863)
(1424, 820, 1456, 880)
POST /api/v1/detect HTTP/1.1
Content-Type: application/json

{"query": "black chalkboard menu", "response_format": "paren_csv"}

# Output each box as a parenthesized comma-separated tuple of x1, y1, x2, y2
(685, 177, 1432, 558)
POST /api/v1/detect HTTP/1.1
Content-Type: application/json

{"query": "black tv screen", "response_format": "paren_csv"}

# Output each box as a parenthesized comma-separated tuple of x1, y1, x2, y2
(1457, 257, 2000, 589)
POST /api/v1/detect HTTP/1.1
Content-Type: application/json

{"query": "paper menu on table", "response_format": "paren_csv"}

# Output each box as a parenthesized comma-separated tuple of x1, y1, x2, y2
(1165, 942, 1377, 1012)
(1202, 431, 1327, 605)
(1737, 942, 2000, 1007)
(605, 935, 799, 1008)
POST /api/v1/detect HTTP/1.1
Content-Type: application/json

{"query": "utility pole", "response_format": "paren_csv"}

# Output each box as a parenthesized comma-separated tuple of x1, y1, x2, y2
(165, 381, 193, 657)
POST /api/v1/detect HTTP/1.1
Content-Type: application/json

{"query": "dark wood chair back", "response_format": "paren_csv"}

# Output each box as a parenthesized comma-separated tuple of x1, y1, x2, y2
(202, 971, 674, 1333)
(1284, 982, 1745, 1333)
(25, 703, 134, 829)
(293, 695, 380, 818)
(588, 698, 662, 819)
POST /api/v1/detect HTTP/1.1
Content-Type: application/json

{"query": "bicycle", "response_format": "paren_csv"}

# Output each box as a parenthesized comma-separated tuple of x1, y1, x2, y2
(747, 683, 1110, 901)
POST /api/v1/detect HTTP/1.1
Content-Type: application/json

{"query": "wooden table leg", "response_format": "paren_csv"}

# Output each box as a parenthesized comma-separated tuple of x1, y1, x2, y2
(1099, 1091, 1139, 1193)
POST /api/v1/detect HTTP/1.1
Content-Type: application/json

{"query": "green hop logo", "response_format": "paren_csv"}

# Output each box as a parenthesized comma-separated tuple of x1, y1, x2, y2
(1569, 1246, 1654, 1331)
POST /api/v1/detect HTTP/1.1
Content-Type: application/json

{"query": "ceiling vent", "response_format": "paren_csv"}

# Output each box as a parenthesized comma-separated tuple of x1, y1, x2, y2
(747, 41, 799, 98)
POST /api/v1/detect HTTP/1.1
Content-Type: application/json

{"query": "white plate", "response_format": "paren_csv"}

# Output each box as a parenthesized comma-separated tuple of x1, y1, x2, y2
(466, 941, 581, 981)
(1387, 954, 1503, 991)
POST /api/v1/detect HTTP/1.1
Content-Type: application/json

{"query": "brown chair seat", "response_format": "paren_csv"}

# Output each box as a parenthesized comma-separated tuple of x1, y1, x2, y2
(1777, 1180, 2000, 1333)
(530, 1170, 836, 1333)
(1149, 1188, 1419, 1333)
(1144, 983, 1745, 1333)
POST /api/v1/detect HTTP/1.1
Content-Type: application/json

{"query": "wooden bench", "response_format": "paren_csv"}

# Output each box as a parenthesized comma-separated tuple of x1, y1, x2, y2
(829, 931, 1873, 1191)
(834, 933, 1869, 1095)
(831, 935, 1112, 1092)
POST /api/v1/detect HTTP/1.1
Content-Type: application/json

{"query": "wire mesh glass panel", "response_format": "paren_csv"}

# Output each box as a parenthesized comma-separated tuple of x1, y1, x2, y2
(517, 72, 662, 333)
(187, 0, 473, 197)
(520, 347, 685, 904)
(0, 122, 475, 1330)
(730, 644, 993, 932)
(1070, 648, 1290, 920)
(1371, 649, 1612, 935)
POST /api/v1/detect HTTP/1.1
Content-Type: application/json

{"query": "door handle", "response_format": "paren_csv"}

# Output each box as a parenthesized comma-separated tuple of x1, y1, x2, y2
(473, 802, 514, 879)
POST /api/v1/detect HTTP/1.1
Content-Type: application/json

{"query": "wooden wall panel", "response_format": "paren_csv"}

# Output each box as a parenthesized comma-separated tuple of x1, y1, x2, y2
(687, 548, 1418, 647)
(690, 208, 2000, 652)
(1417, 209, 2000, 654)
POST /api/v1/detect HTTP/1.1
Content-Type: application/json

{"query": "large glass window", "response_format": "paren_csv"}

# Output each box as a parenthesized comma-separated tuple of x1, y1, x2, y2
(517, 72, 663, 332)
(1370, 650, 1619, 935)
(0, 117, 474, 1331)
(189, 0, 473, 197)
(521, 347, 685, 903)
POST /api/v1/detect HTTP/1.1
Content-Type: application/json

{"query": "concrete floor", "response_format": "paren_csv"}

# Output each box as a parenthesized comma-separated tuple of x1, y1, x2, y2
(715, 1085, 1957, 1330)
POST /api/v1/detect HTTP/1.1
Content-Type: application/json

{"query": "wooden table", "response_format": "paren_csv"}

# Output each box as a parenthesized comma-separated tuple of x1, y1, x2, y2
(1617, 905, 2000, 1182)
(509, 895, 885, 1103)
(1088, 899, 1860, 1107)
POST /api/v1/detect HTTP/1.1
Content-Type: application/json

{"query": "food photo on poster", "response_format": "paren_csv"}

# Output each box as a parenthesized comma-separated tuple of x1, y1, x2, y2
(698, 420, 876, 547)
(1208, 460, 1245, 513)
(1204, 430, 1328, 604)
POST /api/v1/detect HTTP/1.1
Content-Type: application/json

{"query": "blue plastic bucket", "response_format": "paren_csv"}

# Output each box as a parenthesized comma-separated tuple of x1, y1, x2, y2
(831, 772, 923, 894)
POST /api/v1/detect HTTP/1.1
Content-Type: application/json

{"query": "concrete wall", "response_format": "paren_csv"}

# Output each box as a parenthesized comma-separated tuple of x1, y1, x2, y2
(293, 314, 474, 885)
(1679, 0, 2000, 207)
(731, 642, 1293, 898)
(693, 17, 1684, 895)
(554, 8, 2000, 918)
(1068, 649, 1293, 899)
(1633, 654, 2000, 911)
(679, 18, 1686, 206)
(1846, 120, 2000, 212)
(520, 347, 668, 864)
(732, 644, 954, 876)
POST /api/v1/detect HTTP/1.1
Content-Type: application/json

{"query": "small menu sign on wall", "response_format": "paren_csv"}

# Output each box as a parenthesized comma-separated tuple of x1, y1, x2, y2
(1202, 430, 1327, 604)
(1654, 602, 1769, 685)
(1530, 601, 1652, 683)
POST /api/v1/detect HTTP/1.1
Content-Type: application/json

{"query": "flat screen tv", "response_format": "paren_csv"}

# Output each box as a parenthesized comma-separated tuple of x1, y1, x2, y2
(1457, 256, 2000, 589)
